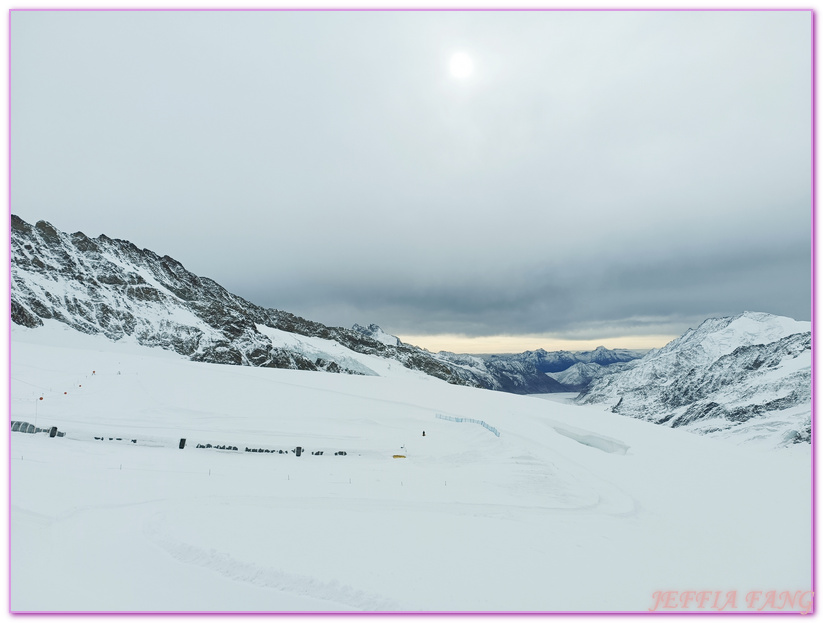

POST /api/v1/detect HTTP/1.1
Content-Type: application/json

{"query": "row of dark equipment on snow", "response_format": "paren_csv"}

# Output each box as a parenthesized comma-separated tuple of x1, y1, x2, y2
(10, 424, 349, 458)
(189, 441, 347, 457)
(11, 421, 65, 437)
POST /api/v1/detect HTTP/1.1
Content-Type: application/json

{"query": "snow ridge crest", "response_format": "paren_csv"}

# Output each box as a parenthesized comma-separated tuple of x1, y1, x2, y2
(578, 311, 811, 448)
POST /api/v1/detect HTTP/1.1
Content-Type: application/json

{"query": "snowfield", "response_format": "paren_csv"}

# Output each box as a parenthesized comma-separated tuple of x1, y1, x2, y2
(10, 322, 811, 612)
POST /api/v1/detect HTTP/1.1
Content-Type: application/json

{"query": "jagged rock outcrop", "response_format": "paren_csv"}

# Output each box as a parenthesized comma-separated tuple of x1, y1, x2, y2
(13, 215, 320, 371)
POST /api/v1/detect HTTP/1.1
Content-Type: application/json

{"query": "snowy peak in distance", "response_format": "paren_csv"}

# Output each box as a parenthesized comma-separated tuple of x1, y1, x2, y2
(583, 345, 644, 365)
(352, 323, 400, 347)
(578, 311, 811, 448)
(656, 311, 809, 363)
(547, 362, 608, 390)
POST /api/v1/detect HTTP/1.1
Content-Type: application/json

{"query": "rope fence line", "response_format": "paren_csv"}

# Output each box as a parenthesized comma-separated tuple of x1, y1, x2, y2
(435, 413, 500, 437)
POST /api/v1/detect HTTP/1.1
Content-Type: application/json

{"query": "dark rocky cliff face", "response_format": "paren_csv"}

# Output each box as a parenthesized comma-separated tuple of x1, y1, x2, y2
(12, 215, 318, 371)
(11, 215, 558, 392)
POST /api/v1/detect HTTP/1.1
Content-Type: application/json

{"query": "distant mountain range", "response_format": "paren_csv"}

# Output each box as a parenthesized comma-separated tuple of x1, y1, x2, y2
(487, 346, 643, 373)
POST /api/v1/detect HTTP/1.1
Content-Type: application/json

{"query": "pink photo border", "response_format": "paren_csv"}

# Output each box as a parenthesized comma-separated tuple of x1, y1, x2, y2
(5, 6, 816, 616)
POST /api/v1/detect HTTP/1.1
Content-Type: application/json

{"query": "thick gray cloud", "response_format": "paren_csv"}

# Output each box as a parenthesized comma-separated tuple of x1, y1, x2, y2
(11, 10, 811, 340)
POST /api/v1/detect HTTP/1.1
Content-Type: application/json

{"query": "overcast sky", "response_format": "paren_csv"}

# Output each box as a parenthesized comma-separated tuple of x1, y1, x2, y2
(11, 10, 811, 352)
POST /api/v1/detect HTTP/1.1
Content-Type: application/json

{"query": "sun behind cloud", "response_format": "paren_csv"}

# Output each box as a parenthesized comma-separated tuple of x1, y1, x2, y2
(449, 51, 474, 79)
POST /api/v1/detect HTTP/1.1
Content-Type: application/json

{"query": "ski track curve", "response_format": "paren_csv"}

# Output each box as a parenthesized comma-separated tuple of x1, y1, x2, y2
(143, 517, 400, 611)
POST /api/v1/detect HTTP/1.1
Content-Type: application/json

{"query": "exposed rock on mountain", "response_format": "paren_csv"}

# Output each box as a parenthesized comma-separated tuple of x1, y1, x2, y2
(577, 312, 811, 447)
(351, 323, 400, 347)
(11, 215, 559, 393)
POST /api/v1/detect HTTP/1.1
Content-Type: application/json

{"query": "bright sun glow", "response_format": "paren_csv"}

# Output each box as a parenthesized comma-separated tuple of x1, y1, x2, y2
(449, 52, 474, 79)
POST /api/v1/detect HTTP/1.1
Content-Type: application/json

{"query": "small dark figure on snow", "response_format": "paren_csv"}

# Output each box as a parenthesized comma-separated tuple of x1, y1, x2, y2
(422, 431, 426, 437)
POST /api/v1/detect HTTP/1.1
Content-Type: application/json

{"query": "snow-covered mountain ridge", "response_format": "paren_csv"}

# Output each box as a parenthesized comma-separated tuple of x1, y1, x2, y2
(10, 216, 560, 393)
(351, 323, 400, 347)
(547, 361, 625, 390)
(577, 312, 811, 447)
